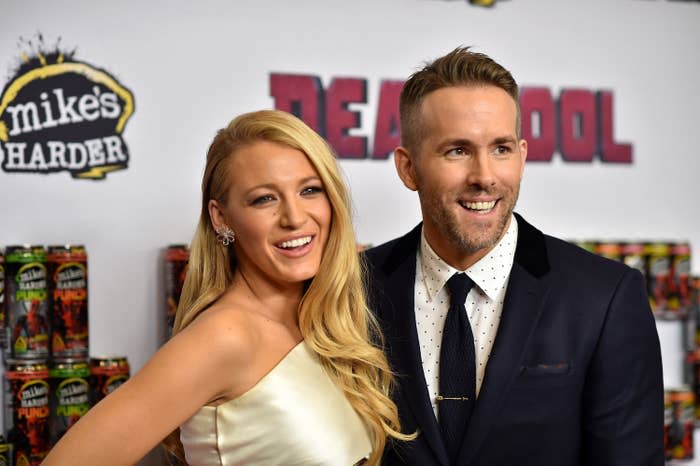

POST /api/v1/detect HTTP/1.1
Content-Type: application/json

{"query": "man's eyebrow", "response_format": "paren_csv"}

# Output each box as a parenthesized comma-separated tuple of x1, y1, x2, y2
(436, 139, 476, 151)
(492, 136, 517, 145)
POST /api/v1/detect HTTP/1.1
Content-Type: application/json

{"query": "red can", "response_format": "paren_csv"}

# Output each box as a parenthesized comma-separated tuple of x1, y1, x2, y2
(89, 356, 130, 406)
(164, 245, 189, 342)
(5, 245, 49, 358)
(595, 242, 622, 262)
(3, 359, 50, 466)
(48, 245, 89, 357)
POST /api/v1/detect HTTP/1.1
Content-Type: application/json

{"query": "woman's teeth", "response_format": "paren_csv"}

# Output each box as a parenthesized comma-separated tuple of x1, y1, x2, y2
(278, 236, 312, 249)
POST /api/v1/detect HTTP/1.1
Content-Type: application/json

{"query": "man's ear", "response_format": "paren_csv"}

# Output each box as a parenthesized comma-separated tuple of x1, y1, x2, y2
(394, 146, 418, 191)
(518, 138, 528, 179)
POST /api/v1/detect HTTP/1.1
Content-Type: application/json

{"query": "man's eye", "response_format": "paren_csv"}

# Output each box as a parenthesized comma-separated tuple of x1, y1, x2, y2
(495, 145, 512, 155)
(446, 147, 466, 156)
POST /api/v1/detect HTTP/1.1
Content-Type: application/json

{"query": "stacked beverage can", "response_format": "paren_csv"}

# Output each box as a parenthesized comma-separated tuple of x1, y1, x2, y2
(620, 242, 647, 278)
(4, 359, 50, 466)
(89, 356, 130, 406)
(164, 245, 189, 342)
(646, 242, 672, 315)
(49, 358, 90, 445)
(0, 249, 5, 349)
(48, 245, 89, 357)
(694, 277, 700, 349)
(5, 245, 49, 359)
(574, 240, 597, 254)
(665, 388, 695, 460)
(595, 242, 622, 262)
(0, 435, 11, 466)
(668, 242, 691, 313)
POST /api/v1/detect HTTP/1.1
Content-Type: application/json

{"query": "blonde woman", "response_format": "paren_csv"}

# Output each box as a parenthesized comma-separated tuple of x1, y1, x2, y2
(44, 110, 410, 465)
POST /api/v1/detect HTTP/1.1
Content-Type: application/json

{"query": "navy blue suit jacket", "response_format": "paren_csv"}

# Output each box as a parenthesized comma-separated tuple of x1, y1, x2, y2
(364, 213, 664, 466)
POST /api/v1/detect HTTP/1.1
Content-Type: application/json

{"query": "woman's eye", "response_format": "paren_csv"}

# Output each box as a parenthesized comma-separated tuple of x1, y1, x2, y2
(251, 194, 275, 205)
(301, 186, 324, 196)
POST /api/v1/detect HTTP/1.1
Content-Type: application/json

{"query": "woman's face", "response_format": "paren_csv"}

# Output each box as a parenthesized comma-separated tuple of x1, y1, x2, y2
(210, 140, 332, 288)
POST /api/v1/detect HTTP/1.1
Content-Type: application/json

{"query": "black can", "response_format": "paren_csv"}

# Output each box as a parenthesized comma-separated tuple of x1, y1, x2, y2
(4, 358, 50, 466)
(49, 357, 90, 445)
(5, 245, 49, 358)
(0, 249, 6, 349)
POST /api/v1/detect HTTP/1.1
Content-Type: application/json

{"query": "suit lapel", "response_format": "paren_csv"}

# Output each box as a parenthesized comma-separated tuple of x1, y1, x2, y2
(457, 214, 552, 465)
(382, 225, 450, 466)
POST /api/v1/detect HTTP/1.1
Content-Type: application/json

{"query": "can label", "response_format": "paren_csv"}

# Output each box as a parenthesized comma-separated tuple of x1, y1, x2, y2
(164, 245, 189, 341)
(621, 242, 646, 277)
(694, 277, 700, 349)
(6, 247, 49, 358)
(89, 357, 130, 405)
(665, 389, 694, 460)
(595, 242, 622, 262)
(4, 361, 50, 466)
(48, 246, 89, 357)
(646, 243, 671, 316)
(0, 253, 6, 349)
(668, 243, 691, 313)
(0, 441, 11, 466)
(49, 360, 90, 445)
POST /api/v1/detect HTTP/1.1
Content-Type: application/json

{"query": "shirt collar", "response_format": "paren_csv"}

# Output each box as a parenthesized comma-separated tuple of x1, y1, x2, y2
(419, 214, 518, 301)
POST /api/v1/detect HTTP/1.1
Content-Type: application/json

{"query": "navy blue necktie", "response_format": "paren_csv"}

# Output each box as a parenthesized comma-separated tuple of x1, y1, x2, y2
(438, 272, 476, 463)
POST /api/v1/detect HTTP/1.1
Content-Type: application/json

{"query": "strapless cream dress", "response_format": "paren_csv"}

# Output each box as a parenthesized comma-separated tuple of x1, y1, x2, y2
(180, 341, 372, 465)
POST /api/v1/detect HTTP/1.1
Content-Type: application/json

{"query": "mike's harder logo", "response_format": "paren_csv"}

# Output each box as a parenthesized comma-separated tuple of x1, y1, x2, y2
(0, 36, 135, 180)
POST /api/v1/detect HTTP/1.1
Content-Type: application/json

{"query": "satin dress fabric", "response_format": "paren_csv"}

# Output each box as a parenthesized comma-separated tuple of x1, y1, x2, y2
(180, 341, 372, 465)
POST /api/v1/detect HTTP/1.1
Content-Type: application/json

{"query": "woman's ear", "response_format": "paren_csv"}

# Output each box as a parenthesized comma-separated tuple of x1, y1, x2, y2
(208, 199, 227, 232)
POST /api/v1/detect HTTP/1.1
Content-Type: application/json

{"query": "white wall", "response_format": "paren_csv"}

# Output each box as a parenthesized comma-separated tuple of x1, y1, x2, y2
(1, 0, 699, 463)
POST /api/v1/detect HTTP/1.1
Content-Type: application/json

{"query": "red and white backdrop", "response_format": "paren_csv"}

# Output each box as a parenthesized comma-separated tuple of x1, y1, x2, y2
(1, 0, 699, 461)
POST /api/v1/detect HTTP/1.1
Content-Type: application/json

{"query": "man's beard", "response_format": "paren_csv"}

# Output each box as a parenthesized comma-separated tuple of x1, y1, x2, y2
(420, 185, 519, 256)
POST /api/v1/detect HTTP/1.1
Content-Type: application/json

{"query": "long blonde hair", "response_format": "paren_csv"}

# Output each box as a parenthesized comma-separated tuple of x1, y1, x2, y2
(163, 110, 409, 464)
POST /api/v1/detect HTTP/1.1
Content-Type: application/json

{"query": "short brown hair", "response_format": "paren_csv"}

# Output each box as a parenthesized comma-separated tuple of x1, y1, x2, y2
(399, 46, 521, 152)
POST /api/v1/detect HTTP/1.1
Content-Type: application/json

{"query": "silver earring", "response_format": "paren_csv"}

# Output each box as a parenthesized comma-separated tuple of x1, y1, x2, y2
(216, 226, 235, 246)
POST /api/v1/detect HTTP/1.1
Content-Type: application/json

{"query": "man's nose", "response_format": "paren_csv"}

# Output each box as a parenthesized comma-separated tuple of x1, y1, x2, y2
(466, 153, 496, 188)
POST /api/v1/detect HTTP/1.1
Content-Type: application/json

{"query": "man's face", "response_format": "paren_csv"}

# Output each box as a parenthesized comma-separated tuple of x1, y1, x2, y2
(395, 85, 527, 269)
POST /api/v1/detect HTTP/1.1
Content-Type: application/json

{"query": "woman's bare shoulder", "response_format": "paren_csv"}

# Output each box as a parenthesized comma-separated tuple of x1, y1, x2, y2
(179, 299, 261, 365)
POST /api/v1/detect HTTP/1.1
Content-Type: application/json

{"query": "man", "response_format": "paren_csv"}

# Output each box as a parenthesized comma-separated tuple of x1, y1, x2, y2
(365, 47, 664, 465)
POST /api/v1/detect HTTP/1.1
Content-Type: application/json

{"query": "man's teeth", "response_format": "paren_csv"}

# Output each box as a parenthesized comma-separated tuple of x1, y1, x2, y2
(279, 236, 312, 249)
(462, 200, 496, 211)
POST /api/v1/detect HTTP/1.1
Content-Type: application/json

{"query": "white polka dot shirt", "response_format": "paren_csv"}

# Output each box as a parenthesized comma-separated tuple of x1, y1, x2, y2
(415, 215, 518, 417)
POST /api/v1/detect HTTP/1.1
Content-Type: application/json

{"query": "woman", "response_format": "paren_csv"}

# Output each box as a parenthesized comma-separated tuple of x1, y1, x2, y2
(43, 109, 409, 465)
